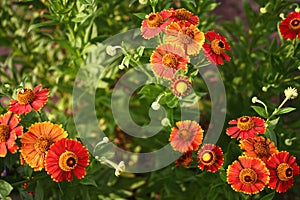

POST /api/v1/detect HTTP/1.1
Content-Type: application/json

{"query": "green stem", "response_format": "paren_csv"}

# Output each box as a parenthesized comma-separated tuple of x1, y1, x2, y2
(11, 175, 48, 187)
(266, 97, 288, 124)
(121, 48, 153, 80)
(36, 110, 43, 122)
(282, 75, 300, 83)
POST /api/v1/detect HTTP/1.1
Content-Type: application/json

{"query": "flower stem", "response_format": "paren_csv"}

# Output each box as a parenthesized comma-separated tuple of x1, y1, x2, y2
(11, 175, 48, 187)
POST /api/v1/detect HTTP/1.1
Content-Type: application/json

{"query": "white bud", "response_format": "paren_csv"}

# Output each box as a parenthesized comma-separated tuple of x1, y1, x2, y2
(262, 86, 268, 92)
(284, 87, 298, 100)
(115, 161, 125, 177)
(284, 137, 296, 146)
(252, 96, 258, 104)
(151, 102, 160, 110)
(139, 0, 147, 5)
(102, 137, 109, 143)
(260, 7, 267, 14)
(161, 118, 171, 127)
(295, 7, 300, 12)
(118, 64, 125, 70)
(279, 13, 285, 20)
(106, 45, 117, 56)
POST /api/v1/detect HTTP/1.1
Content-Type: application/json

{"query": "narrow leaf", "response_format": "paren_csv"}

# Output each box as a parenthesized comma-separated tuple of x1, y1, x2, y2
(261, 192, 275, 200)
(265, 127, 277, 146)
(28, 20, 58, 32)
(275, 107, 296, 115)
(251, 105, 268, 118)
(133, 13, 147, 19)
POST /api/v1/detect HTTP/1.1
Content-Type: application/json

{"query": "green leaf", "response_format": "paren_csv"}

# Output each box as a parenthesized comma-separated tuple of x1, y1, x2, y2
(260, 192, 275, 200)
(28, 20, 58, 32)
(133, 13, 147, 19)
(251, 106, 268, 118)
(268, 117, 280, 130)
(224, 141, 242, 167)
(35, 180, 44, 200)
(0, 180, 13, 199)
(265, 127, 277, 146)
(181, 0, 196, 7)
(275, 107, 296, 115)
(80, 177, 98, 187)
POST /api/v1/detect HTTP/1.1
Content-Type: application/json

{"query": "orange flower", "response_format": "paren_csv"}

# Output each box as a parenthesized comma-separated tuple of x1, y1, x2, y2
(197, 144, 224, 173)
(20, 122, 68, 171)
(150, 43, 189, 79)
(45, 138, 89, 182)
(175, 151, 193, 167)
(0, 112, 23, 157)
(203, 30, 231, 65)
(170, 8, 199, 26)
(141, 10, 173, 39)
(169, 120, 204, 152)
(166, 22, 205, 56)
(266, 151, 299, 193)
(240, 136, 278, 163)
(9, 84, 49, 115)
(169, 75, 192, 97)
(279, 12, 300, 40)
(227, 156, 270, 195)
(226, 116, 265, 140)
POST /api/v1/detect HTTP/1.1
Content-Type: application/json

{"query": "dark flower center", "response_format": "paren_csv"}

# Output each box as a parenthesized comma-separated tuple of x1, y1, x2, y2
(175, 9, 190, 21)
(17, 88, 36, 105)
(277, 163, 293, 181)
(237, 116, 255, 131)
(0, 124, 10, 142)
(254, 141, 270, 157)
(200, 150, 216, 166)
(179, 27, 194, 44)
(211, 39, 225, 55)
(239, 168, 257, 184)
(34, 137, 53, 154)
(59, 151, 78, 171)
(178, 129, 192, 141)
(147, 13, 163, 28)
(162, 53, 178, 68)
(289, 18, 300, 31)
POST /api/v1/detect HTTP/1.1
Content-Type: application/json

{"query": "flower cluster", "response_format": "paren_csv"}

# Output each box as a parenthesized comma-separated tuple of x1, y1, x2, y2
(1, 84, 90, 183)
(140, 7, 300, 197)
(170, 120, 224, 173)
(141, 8, 231, 98)
(226, 115, 299, 194)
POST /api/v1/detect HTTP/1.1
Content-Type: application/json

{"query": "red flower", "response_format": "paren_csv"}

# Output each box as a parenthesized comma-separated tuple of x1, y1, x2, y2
(150, 43, 189, 79)
(45, 138, 89, 182)
(227, 156, 270, 195)
(240, 136, 278, 163)
(226, 116, 265, 140)
(0, 112, 23, 157)
(279, 12, 300, 40)
(20, 122, 68, 171)
(169, 8, 199, 26)
(197, 144, 224, 173)
(9, 84, 49, 115)
(166, 22, 205, 56)
(169, 120, 204, 152)
(175, 151, 193, 167)
(141, 10, 173, 39)
(266, 151, 299, 193)
(203, 30, 230, 65)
